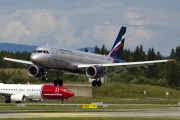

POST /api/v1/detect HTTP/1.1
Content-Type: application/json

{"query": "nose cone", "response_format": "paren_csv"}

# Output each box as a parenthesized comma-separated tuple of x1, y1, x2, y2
(30, 54, 43, 65)
(68, 90, 75, 98)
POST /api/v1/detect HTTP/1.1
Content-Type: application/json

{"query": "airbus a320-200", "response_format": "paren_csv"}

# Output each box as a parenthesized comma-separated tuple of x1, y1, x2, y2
(4, 26, 175, 87)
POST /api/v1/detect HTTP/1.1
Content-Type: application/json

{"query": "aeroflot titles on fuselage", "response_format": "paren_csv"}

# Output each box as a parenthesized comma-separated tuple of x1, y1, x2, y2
(33, 48, 74, 55)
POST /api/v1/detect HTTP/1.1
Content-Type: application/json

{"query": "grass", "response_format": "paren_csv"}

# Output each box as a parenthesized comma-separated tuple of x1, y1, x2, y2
(0, 118, 178, 120)
(0, 68, 29, 78)
(0, 104, 174, 111)
(1, 68, 180, 105)
(93, 83, 180, 99)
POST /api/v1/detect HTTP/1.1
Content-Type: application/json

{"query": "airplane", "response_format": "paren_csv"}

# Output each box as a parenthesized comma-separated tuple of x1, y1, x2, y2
(0, 83, 74, 103)
(3, 26, 175, 87)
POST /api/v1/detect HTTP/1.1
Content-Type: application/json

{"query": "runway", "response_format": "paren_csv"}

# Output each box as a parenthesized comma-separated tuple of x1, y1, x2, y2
(1, 109, 180, 118)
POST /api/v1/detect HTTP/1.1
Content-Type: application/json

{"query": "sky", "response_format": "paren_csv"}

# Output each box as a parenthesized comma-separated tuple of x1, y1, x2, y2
(0, 0, 179, 56)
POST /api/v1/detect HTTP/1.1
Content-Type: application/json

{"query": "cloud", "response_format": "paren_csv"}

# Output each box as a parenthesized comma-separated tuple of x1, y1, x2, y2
(0, 0, 179, 56)
(90, 22, 119, 49)
(25, 10, 57, 36)
(0, 20, 31, 43)
(124, 12, 152, 26)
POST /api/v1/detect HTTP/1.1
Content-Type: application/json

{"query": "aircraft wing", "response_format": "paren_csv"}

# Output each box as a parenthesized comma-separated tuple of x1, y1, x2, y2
(77, 59, 175, 69)
(4, 57, 33, 65)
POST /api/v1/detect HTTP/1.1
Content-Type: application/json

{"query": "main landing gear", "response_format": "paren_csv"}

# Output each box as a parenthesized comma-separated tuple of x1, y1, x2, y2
(5, 99, 11, 103)
(54, 71, 63, 86)
(92, 79, 101, 87)
(42, 70, 63, 86)
(54, 79, 63, 86)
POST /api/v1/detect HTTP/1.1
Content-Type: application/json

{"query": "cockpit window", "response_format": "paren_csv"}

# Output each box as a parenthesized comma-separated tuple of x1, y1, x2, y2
(33, 50, 37, 53)
(63, 89, 68, 92)
(37, 50, 42, 53)
(33, 50, 49, 54)
(46, 51, 49, 54)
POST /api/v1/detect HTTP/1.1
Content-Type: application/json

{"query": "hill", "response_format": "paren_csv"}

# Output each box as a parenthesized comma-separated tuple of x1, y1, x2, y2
(0, 43, 37, 52)
(0, 42, 95, 53)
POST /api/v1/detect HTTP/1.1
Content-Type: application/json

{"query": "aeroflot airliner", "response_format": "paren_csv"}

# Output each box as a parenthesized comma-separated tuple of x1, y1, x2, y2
(0, 83, 74, 103)
(4, 26, 175, 87)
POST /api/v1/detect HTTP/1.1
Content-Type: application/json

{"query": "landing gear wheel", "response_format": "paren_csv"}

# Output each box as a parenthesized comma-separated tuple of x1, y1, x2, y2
(60, 101, 63, 104)
(16, 101, 21, 104)
(42, 76, 48, 81)
(97, 80, 101, 87)
(58, 80, 63, 86)
(92, 80, 97, 87)
(54, 80, 58, 86)
(5, 100, 11, 103)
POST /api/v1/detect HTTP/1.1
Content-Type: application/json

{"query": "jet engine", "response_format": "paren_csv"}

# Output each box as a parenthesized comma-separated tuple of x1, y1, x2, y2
(28, 65, 45, 78)
(86, 65, 104, 79)
(11, 94, 26, 102)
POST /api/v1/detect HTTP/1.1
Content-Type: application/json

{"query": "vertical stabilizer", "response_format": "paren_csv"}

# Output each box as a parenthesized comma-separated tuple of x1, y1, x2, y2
(108, 26, 126, 59)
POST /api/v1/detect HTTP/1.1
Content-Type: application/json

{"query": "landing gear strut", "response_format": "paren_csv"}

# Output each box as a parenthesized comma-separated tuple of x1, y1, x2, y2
(42, 70, 48, 81)
(42, 76, 48, 81)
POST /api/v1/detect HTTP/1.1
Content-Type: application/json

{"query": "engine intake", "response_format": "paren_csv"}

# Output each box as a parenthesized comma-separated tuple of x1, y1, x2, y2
(86, 65, 104, 79)
(28, 65, 45, 78)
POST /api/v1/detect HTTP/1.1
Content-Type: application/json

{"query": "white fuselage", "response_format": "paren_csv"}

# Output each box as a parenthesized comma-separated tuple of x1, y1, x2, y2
(0, 83, 74, 103)
(0, 84, 42, 99)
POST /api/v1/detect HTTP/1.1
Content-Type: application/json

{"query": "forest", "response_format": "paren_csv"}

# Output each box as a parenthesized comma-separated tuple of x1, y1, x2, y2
(0, 45, 179, 89)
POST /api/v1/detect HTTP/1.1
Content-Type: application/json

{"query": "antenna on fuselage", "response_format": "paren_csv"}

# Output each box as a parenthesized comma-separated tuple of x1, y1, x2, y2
(47, 43, 49, 46)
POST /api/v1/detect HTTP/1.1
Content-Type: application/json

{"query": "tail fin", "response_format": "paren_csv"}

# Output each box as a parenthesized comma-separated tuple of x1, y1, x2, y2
(108, 26, 126, 59)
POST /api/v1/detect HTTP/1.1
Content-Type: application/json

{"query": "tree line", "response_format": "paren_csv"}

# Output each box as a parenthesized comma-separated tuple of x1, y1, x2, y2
(0, 45, 179, 89)
(88, 45, 180, 89)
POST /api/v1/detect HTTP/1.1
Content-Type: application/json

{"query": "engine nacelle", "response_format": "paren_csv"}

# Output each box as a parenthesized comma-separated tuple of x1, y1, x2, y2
(28, 65, 45, 78)
(29, 99, 43, 102)
(11, 94, 26, 102)
(86, 65, 104, 79)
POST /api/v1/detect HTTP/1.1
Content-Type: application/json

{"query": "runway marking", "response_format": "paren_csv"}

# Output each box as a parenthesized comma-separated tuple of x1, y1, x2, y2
(26, 113, 109, 117)
(1, 110, 180, 118)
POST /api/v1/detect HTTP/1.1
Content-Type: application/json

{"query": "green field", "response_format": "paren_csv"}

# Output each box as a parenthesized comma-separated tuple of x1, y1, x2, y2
(0, 118, 178, 120)
(0, 70, 180, 119)
(0, 104, 175, 111)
